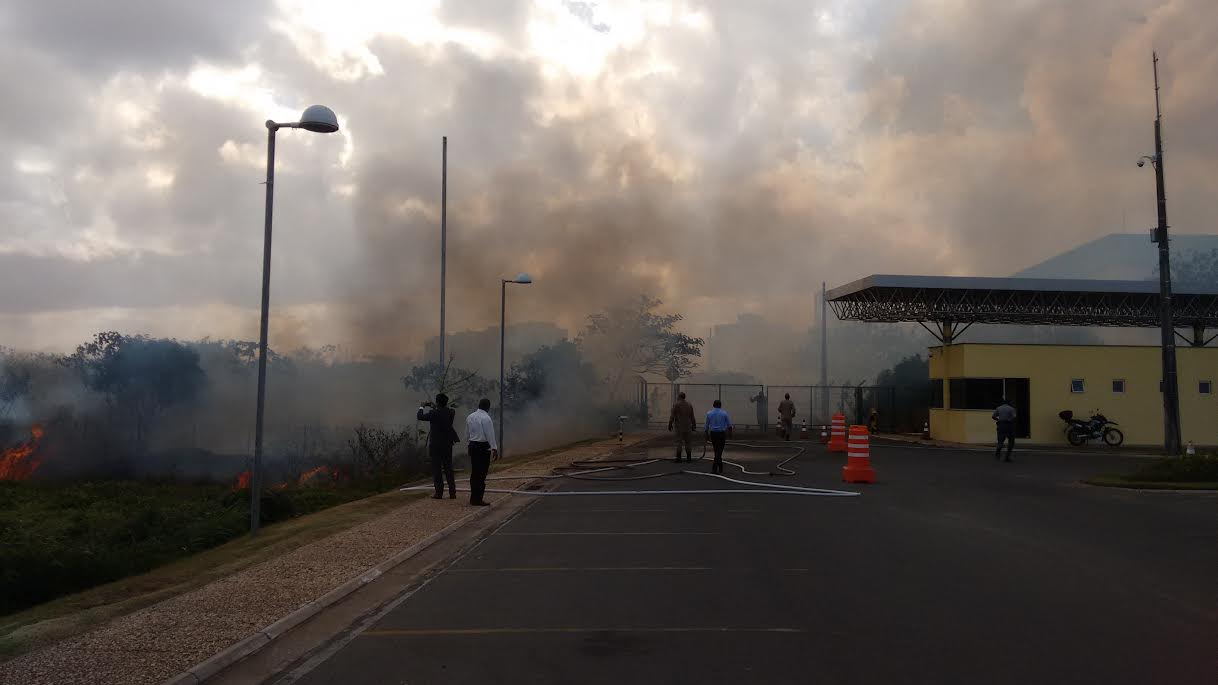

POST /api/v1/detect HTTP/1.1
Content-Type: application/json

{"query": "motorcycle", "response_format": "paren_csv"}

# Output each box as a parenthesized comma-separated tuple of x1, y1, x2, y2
(1058, 410, 1124, 447)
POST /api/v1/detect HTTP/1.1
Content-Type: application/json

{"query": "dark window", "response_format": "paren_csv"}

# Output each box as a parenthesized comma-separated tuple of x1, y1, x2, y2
(1070, 379, 1085, 393)
(1112, 379, 1125, 393)
(1201, 381, 1213, 395)
(930, 379, 944, 408)
(948, 378, 1005, 410)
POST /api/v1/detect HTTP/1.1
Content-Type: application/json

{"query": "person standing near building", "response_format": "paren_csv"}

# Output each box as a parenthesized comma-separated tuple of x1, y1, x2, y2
(705, 399, 733, 474)
(992, 398, 1016, 462)
(777, 393, 796, 441)
(417, 393, 459, 499)
(668, 392, 697, 463)
(465, 398, 499, 506)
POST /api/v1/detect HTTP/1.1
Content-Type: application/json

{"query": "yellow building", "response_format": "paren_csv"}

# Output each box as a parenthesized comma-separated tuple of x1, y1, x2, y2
(928, 343, 1218, 446)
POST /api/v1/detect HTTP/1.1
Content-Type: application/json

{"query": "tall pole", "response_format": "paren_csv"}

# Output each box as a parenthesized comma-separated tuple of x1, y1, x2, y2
(1151, 52, 1182, 454)
(820, 282, 829, 416)
(252, 122, 278, 534)
(439, 136, 448, 367)
(498, 280, 506, 456)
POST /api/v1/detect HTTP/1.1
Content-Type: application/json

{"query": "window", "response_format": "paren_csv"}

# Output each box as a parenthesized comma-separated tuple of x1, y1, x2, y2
(1112, 379, 1125, 394)
(1070, 379, 1085, 393)
(949, 378, 1005, 410)
(1201, 381, 1213, 395)
(930, 379, 944, 408)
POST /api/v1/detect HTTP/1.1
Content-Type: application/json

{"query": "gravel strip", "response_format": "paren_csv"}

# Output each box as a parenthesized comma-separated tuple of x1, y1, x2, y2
(0, 435, 655, 685)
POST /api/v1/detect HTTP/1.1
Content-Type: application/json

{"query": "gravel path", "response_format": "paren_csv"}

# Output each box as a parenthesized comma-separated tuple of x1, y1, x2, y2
(0, 435, 653, 685)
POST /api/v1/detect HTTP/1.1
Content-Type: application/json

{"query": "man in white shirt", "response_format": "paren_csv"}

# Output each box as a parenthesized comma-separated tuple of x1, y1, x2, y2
(464, 397, 499, 506)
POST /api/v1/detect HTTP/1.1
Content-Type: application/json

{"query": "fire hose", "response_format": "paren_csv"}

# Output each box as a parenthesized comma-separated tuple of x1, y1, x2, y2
(399, 439, 858, 498)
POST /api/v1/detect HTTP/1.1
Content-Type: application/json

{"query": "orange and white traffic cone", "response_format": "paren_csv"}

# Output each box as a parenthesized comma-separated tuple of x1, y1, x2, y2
(800, 420, 807, 439)
(827, 413, 848, 453)
(842, 425, 876, 483)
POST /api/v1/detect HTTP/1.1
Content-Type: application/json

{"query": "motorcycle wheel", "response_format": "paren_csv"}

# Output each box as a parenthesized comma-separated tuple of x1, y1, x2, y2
(1066, 426, 1087, 446)
(1103, 427, 1124, 447)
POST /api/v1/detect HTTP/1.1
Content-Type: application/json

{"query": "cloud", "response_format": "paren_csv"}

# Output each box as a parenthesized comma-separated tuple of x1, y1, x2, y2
(2, 0, 1218, 361)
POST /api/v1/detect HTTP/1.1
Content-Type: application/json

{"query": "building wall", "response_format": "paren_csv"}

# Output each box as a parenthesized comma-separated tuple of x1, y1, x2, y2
(928, 343, 1218, 446)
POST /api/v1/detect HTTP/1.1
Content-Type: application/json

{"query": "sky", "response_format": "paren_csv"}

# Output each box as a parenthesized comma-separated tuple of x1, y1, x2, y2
(2, 0, 1216, 356)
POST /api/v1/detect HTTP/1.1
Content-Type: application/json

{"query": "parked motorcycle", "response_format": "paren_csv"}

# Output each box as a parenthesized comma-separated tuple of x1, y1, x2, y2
(1058, 410, 1124, 447)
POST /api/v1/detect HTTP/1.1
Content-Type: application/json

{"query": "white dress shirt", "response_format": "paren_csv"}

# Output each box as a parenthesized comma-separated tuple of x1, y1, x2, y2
(466, 408, 498, 451)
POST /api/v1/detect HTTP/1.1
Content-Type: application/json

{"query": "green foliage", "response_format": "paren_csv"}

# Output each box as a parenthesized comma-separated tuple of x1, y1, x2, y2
(1127, 453, 1218, 483)
(0, 479, 383, 615)
(401, 361, 496, 410)
(576, 295, 704, 396)
(503, 341, 598, 409)
(875, 354, 929, 386)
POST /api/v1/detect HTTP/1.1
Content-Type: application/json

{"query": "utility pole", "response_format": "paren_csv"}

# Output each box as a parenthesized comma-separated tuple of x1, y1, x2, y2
(439, 136, 448, 368)
(1150, 52, 1182, 455)
(820, 282, 829, 417)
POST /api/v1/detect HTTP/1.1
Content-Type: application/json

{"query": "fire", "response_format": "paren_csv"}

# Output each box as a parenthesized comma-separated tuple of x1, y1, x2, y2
(298, 465, 331, 485)
(232, 470, 251, 491)
(0, 424, 45, 481)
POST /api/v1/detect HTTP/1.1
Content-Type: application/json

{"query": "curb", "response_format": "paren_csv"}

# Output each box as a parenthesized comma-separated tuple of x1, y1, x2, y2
(159, 505, 496, 685)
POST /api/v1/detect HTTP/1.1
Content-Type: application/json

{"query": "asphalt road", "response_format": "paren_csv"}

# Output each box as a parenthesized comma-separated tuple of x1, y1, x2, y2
(285, 440, 1217, 684)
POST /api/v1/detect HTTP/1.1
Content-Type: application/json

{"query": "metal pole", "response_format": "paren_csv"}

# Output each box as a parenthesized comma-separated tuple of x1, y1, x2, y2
(439, 136, 447, 367)
(1151, 53, 1181, 455)
(499, 279, 506, 457)
(820, 282, 829, 414)
(252, 122, 278, 535)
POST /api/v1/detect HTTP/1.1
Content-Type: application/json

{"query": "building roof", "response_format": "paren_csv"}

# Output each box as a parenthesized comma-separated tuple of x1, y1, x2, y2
(826, 275, 1218, 331)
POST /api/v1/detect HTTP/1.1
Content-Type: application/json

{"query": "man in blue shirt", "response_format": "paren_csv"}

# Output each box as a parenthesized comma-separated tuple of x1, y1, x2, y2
(704, 399, 733, 474)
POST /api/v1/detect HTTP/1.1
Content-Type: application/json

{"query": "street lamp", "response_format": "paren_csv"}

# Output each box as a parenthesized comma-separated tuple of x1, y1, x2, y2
(499, 273, 533, 458)
(1138, 52, 1182, 455)
(251, 104, 339, 534)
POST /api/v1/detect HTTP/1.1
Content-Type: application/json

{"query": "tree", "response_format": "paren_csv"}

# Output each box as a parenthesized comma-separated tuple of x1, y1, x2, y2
(0, 348, 31, 419)
(503, 341, 598, 409)
(576, 295, 704, 398)
(62, 332, 205, 451)
(401, 360, 496, 410)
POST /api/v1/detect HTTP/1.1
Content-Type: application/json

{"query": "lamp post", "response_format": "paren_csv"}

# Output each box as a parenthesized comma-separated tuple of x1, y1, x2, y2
(499, 273, 532, 457)
(252, 104, 339, 534)
(1139, 53, 1182, 455)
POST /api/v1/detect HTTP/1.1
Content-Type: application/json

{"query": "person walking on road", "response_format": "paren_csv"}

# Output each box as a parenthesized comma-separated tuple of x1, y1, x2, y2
(992, 398, 1016, 462)
(465, 398, 499, 506)
(418, 393, 460, 499)
(668, 392, 697, 463)
(777, 393, 796, 441)
(750, 390, 768, 431)
(705, 400, 733, 475)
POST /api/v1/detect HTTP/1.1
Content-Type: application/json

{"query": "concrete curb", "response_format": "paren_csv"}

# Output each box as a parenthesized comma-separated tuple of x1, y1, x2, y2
(159, 505, 496, 685)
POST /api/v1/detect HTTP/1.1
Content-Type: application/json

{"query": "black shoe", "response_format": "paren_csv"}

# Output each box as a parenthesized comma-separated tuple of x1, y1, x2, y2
(471, 500, 490, 506)
(449, 492, 457, 499)
(432, 493, 443, 499)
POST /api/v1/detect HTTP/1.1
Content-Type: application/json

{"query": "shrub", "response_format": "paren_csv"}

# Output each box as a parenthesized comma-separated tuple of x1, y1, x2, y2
(1128, 453, 1218, 483)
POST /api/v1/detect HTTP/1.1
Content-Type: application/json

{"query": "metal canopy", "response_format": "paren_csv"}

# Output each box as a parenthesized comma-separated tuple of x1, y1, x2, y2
(827, 275, 1218, 344)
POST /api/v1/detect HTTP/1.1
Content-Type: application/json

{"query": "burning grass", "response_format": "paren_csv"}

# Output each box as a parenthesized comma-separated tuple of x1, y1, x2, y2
(0, 477, 389, 616)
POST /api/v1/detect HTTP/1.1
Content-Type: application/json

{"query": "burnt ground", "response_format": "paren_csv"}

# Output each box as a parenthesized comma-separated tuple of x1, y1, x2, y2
(280, 440, 1217, 685)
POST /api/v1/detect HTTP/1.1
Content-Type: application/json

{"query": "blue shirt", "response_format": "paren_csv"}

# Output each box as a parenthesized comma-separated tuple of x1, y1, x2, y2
(705, 408, 732, 432)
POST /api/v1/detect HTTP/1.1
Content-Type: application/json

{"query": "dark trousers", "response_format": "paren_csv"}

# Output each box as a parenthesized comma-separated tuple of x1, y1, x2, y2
(996, 422, 1015, 460)
(468, 441, 491, 503)
(431, 446, 455, 496)
(709, 432, 727, 474)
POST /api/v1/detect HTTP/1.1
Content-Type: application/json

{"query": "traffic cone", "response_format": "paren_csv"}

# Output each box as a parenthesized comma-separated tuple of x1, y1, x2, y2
(921, 421, 931, 440)
(842, 424, 876, 483)
(800, 420, 807, 439)
(828, 413, 848, 453)
(1186, 441, 1196, 455)
(819, 427, 829, 444)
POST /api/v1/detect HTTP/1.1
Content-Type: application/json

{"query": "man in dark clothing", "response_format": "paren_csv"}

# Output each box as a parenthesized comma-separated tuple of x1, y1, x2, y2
(418, 393, 460, 498)
(992, 398, 1016, 462)
(668, 392, 697, 463)
(777, 393, 796, 441)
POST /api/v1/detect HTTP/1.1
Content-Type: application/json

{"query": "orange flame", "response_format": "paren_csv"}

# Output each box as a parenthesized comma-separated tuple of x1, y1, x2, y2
(0, 424, 45, 481)
(271, 481, 288, 491)
(298, 465, 331, 485)
(232, 470, 251, 491)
